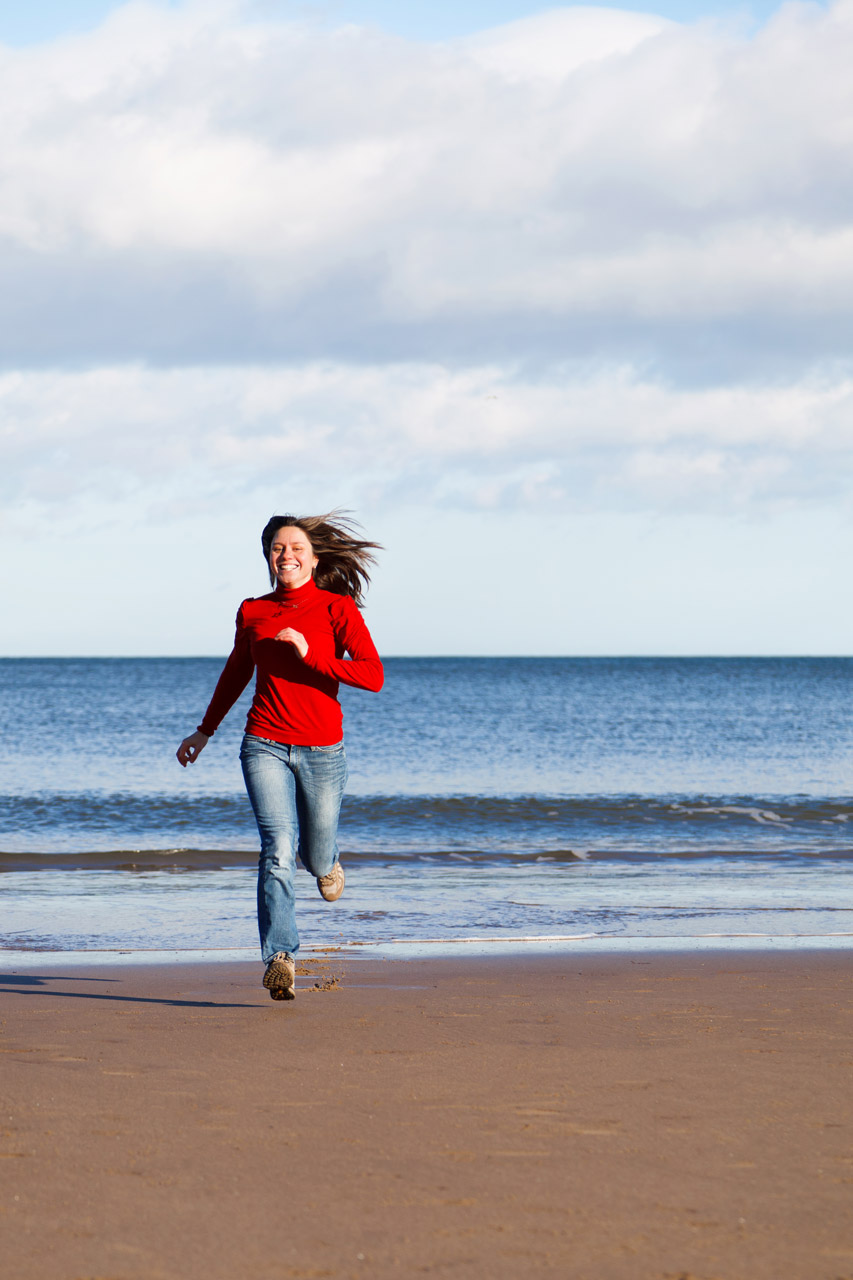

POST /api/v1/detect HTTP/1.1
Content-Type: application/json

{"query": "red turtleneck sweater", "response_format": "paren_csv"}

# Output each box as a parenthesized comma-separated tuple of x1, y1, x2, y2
(197, 579, 383, 746)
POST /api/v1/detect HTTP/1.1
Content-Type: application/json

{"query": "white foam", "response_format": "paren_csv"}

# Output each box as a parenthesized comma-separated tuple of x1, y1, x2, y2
(673, 804, 791, 826)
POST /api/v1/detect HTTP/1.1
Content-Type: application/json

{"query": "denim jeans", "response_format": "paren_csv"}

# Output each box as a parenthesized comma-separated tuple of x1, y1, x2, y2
(240, 733, 348, 960)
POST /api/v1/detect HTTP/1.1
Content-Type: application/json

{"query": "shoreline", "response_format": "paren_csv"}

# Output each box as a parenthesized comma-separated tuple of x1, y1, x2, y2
(4, 850, 850, 958)
(3, 932, 853, 969)
(3, 949, 853, 1278)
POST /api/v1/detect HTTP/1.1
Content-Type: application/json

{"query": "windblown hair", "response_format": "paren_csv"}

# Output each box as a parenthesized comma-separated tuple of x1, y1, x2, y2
(261, 510, 381, 607)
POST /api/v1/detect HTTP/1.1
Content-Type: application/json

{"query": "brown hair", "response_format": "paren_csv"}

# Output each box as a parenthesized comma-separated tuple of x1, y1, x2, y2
(261, 510, 381, 607)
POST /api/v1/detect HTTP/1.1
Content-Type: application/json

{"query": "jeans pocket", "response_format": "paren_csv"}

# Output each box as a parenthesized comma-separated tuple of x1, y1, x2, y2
(310, 740, 344, 754)
(240, 733, 273, 760)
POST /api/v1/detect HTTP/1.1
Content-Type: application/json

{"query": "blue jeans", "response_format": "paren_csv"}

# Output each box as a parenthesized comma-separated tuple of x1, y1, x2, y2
(240, 734, 348, 961)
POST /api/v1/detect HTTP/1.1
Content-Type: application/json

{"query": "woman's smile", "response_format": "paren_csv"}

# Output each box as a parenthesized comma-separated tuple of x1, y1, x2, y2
(270, 526, 318, 590)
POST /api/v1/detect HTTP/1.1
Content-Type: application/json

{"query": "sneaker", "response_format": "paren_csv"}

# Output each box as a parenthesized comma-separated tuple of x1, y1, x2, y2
(317, 860, 345, 902)
(263, 951, 295, 1001)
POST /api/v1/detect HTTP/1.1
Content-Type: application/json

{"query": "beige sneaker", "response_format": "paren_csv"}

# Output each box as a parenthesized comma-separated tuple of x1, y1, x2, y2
(317, 861, 345, 902)
(263, 951, 295, 1001)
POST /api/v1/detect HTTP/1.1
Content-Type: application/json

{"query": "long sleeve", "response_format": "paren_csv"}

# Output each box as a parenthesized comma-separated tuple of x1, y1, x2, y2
(300, 596, 384, 692)
(197, 606, 256, 736)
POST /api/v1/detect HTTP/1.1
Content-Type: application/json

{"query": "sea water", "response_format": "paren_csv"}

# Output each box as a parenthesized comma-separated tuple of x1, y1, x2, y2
(1, 657, 851, 957)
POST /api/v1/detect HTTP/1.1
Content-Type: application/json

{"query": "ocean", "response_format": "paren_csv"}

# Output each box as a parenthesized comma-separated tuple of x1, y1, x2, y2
(1, 656, 852, 959)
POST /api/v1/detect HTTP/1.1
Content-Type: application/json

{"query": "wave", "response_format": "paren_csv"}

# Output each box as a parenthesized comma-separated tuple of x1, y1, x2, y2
(2, 791, 853, 861)
(4, 847, 853, 872)
(0, 847, 591, 871)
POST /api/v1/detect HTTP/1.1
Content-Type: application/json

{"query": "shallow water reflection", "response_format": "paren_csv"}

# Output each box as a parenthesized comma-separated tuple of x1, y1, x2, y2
(2, 856, 851, 954)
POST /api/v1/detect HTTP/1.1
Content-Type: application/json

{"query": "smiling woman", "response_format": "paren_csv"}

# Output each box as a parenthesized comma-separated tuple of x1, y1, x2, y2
(176, 510, 383, 1000)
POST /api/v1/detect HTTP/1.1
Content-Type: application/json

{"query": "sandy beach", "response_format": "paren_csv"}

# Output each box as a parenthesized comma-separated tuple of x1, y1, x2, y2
(2, 949, 852, 1279)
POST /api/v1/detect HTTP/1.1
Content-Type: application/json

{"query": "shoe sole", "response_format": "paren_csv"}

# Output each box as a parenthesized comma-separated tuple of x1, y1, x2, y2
(318, 864, 345, 902)
(263, 958, 295, 1001)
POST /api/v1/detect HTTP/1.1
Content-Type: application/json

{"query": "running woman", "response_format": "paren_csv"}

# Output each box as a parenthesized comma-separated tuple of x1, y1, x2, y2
(176, 512, 383, 1000)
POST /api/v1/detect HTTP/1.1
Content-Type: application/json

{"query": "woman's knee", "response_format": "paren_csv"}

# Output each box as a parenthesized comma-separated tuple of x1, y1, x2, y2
(259, 838, 297, 873)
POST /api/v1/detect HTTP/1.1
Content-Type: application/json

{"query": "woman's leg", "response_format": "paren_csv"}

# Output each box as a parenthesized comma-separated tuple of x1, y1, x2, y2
(291, 742, 348, 881)
(239, 735, 300, 960)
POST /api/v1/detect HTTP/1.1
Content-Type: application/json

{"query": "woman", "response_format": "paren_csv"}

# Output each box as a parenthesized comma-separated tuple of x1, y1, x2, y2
(176, 512, 383, 1001)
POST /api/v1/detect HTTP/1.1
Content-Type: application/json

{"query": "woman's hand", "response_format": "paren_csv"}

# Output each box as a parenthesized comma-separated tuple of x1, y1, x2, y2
(176, 731, 209, 767)
(274, 627, 309, 659)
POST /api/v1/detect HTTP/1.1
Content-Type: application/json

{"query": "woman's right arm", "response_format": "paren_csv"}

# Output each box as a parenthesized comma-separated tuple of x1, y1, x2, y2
(175, 606, 255, 766)
(176, 729, 209, 767)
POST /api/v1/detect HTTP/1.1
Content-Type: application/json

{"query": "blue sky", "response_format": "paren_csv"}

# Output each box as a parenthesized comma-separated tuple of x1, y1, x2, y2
(2, 0, 852, 656)
(0, 0, 804, 44)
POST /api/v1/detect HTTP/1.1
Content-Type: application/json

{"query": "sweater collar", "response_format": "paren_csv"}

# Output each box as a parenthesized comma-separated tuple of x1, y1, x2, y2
(273, 577, 318, 606)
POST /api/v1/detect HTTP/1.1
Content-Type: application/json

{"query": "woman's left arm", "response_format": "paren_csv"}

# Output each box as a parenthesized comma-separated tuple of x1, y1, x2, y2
(299, 597, 384, 691)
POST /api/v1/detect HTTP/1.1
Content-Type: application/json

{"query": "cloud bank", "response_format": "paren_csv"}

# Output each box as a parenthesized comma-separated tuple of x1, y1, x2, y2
(2, 0, 853, 516)
(4, 360, 852, 516)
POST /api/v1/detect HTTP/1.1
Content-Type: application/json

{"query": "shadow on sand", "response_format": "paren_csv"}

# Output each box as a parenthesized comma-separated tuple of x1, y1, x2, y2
(0, 971, 258, 1008)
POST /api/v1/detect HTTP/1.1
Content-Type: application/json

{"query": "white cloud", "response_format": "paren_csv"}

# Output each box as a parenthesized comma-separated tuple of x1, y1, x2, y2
(0, 0, 851, 375)
(2, 1, 853, 529)
(458, 7, 671, 80)
(3, 360, 852, 517)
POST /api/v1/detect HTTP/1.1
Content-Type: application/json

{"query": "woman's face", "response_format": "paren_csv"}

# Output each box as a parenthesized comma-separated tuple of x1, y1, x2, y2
(270, 526, 318, 590)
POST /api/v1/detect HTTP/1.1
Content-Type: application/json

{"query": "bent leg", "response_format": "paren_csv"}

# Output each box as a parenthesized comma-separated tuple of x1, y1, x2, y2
(240, 736, 300, 960)
(292, 742, 348, 880)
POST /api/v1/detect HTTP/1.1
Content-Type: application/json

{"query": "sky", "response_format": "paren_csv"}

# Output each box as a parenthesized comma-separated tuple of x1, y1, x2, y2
(1, 0, 851, 656)
(0, 0, 800, 43)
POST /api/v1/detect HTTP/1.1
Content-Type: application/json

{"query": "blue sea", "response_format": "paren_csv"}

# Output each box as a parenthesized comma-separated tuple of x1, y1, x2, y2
(1, 657, 852, 959)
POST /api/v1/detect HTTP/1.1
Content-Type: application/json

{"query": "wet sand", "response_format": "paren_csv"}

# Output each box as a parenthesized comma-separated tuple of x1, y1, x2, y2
(2, 949, 852, 1279)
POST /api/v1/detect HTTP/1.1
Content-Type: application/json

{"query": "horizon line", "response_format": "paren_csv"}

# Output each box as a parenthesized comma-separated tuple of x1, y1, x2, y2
(1, 653, 852, 662)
